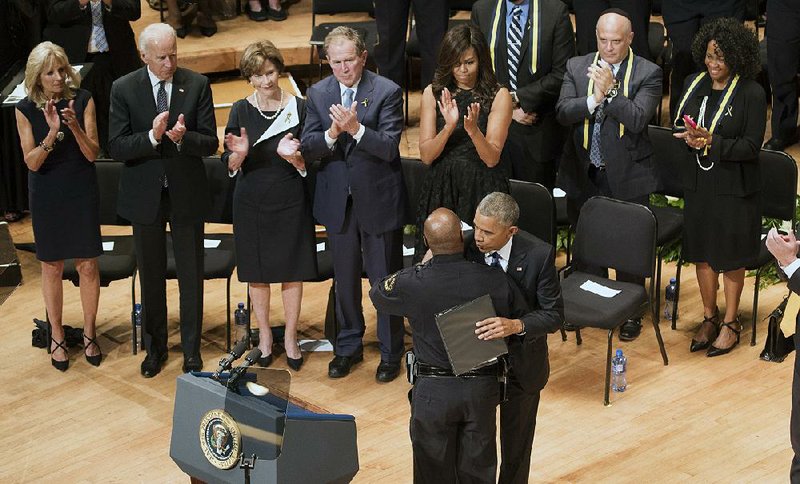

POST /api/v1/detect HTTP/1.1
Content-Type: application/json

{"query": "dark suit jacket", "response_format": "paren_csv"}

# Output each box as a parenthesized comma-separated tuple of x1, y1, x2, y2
(464, 230, 564, 393)
(108, 66, 218, 225)
(301, 69, 407, 235)
(674, 75, 766, 196)
(556, 52, 662, 201)
(44, 0, 140, 76)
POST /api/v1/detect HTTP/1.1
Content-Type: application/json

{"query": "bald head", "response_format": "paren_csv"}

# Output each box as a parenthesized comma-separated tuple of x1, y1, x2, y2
(424, 208, 464, 255)
(596, 11, 634, 65)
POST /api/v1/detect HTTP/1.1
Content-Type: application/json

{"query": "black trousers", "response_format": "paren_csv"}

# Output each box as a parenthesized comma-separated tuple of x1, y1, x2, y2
(498, 371, 541, 484)
(133, 189, 204, 359)
(792, 316, 800, 483)
(373, 0, 449, 88)
(81, 52, 114, 154)
(573, 0, 652, 60)
(766, 0, 800, 143)
(662, 1, 744, 122)
(502, 117, 563, 189)
(410, 376, 499, 484)
(327, 199, 405, 362)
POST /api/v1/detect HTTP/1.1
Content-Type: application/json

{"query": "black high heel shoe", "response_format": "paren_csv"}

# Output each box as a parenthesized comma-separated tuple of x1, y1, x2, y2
(690, 310, 719, 353)
(287, 355, 304, 371)
(707, 319, 741, 357)
(50, 338, 69, 372)
(258, 354, 273, 368)
(83, 334, 103, 367)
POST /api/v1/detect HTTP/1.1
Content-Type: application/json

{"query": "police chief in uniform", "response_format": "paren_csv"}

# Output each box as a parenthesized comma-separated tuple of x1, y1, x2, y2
(369, 208, 527, 484)
(465, 192, 563, 484)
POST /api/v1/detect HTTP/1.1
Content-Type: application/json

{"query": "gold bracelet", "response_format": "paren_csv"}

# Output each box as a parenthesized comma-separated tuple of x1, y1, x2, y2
(39, 140, 53, 152)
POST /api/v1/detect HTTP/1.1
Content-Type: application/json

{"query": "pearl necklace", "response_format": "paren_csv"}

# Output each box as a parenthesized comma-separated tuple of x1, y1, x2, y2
(252, 89, 284, 121)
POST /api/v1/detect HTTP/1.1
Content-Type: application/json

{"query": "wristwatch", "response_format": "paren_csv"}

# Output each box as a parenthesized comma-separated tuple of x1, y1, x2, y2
(605, 80, 620, 101)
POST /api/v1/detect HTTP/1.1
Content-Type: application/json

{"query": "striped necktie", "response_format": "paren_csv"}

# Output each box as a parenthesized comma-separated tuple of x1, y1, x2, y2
(90, 1, 109, 52)
(589, 101, 605, 168)
(156, 81, 168, 113)
(507, 5, 523, 91)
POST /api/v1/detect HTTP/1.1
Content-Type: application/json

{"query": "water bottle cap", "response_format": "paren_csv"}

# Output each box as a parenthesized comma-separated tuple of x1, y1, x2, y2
(616, 349, 623, 357)
(135, 303, 141, 309)
(238, 302, 245, 309)
(669, 277, 676, 283)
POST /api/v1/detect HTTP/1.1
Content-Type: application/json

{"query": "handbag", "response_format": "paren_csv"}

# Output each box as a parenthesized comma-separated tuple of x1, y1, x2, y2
(759, 295, 796, 363)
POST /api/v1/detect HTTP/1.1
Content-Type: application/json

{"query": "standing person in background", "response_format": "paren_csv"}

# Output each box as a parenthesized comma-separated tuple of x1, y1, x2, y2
(555, 9, 661, 342)
(661, 0, 745, 122)
(15, 41, 103, 371)
(763, 0, 800, 151)
(415, 23, 512, 259)
(373, 0, 449, 90)
(572, 0, 652, 61)
(471, 0, 575, 187)
(222, 40, 316, 371)
(301, 27, 407, 382)
(44, 0, 141, 156)
(672, 17, 765, 357)
(108, 23, 218, 378)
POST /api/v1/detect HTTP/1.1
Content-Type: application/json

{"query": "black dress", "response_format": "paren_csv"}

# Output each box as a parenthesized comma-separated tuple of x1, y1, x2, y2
(677, 77, 766, 272)
(16, 88, 102, 262)
(222, 95, 317, 283)
(414, 88, 510, 257)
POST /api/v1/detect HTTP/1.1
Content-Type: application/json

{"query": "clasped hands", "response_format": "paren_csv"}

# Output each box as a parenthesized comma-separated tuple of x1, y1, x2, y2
(765, 227, 800, 268)
(437, 87, 481, 136)
(153, 112, 186, 145)
(672, 116, 713, 150)
(587, 61, 615, 103)
(327, 100, 360, 138)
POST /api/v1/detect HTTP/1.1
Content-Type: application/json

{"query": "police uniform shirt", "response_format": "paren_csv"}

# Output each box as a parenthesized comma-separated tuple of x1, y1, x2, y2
(369, 253, 528, 370)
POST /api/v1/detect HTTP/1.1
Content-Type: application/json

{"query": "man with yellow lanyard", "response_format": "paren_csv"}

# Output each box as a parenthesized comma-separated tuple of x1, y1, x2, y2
(555, 8, 661, 341)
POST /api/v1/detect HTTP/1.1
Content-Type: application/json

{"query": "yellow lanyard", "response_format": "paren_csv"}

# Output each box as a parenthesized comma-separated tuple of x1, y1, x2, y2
(582, 48, 633, 150)
(489, 0, 539, 76)
(673, 72, 740, 156)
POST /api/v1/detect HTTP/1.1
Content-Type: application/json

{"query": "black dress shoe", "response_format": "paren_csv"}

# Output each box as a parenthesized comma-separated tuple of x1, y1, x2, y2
(182, 355, 203, 373)
(266, 7, 287, 20)
(141, 352, 167, 378)
(245, 3, 269, 21)
(328, 354, 363, 378)
(690, 311, 719, 353)
(257, 354, 273, 368)
(764, 137, 798, 151)
(619, 319, 642, 341)
(175, 26, 188, 39)
(199, 25, 217, 37)
(375, 361, 401, 382)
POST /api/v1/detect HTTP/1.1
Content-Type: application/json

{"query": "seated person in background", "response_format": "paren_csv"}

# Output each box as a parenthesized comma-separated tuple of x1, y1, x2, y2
(222, 40, 315, 371)
(370, 207, 527, 483)
(415, 23, 512, 261)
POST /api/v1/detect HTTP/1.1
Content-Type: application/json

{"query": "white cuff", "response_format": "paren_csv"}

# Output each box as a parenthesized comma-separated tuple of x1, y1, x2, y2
(352, 123, 366, 143)
(297, 168, 307, 177)
(783, 258, 800, 279)
(148, 129, 159, 148)
(324, 129, 336, 149)
(587, 96, 599, 114)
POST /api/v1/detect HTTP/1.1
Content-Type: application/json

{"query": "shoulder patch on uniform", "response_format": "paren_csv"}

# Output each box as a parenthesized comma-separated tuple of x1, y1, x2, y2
(384, 273, 397, 292)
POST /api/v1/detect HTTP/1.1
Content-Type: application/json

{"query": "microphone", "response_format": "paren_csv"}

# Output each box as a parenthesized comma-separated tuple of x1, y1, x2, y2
(212, 339, 250, 380)
(226, 348, 262, 390)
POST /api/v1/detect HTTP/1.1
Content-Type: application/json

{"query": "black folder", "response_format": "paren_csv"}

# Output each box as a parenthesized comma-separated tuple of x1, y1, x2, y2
(435, 294, 508, 376)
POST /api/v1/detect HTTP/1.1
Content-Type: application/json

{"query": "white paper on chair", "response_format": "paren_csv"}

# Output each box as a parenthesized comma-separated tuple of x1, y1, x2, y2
(299, 339, 334, 352)
(316, 242, 326, 252)
(402, 245, 415, 257)
(203, 239, 221, 249)
(552, 188, 567, 198)
(580, 280, 621, 298)
(102, 241, 114, 251)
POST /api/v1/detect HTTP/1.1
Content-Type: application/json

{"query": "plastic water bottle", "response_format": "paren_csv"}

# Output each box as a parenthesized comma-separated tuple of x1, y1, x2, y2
(133, 303, 143, 350)
(611, 349, 627, 392)
(234, 302, 249, 346)
(664, 277, 678, 321)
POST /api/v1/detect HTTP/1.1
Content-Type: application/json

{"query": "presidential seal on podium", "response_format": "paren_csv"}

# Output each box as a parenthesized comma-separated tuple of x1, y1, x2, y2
(199, 409, 241, 469)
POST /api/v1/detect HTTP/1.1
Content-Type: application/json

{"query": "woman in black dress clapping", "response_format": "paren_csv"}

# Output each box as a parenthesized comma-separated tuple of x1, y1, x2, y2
(222, 41, 316, 370)
(15, 42, 103, 371)
(673, 18, 766, 357)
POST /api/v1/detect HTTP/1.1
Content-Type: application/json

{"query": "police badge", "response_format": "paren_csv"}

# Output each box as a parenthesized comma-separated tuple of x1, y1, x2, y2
(199, 409, 242, 469)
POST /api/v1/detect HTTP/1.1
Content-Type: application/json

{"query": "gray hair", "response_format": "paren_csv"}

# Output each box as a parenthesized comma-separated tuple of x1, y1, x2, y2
(138, 23, 177, 53)
(324, 26, 366, 56)
(476, 192, 519, 227)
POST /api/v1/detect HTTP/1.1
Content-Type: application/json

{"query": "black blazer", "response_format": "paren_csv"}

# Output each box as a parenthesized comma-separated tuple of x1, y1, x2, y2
(44, 0, 141, 76)
(108, 66, 218, 225)
(674, 75, 766, 197)
(464, 230, 564, 393)
(301, 70, 407, 235)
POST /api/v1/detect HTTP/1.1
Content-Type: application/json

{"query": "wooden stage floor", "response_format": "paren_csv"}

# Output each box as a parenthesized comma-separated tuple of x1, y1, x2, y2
(0, 2, 798, 481)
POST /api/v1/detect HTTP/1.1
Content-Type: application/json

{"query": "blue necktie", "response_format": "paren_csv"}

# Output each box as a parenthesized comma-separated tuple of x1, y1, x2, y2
(589, 101, 605, 168)
(489, 252, 502, 268)
(342, 88, 354, 107)
(90, 1, 109, 52)
(507, 6, 523, 91)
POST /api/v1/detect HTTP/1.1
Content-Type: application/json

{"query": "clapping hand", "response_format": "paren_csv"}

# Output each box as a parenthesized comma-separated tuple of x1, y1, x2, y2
(152, 111, 169, 142)
(512, 107, 537, 126)
(329, 101, 360, 136)
(587, 61, 614, 103)
(166, 113, 187, 144)
(673, 116, 713, 150)
(438, 87, 459, 129)
(463, 102, 480, 137)
(224, 127, 248, 172)
(277, 133, 305, 171)
(766, 227, 800, 268)
(60, 100, 80, 133)
(43, 99, 61, 133)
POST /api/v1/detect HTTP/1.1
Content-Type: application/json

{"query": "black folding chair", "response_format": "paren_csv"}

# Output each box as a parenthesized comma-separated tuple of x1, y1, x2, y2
(560, 196, 667, 406)
(62, 161, 139, 353)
